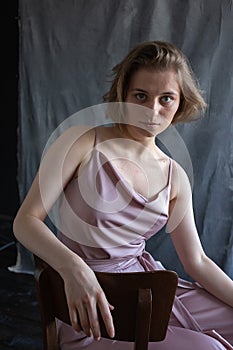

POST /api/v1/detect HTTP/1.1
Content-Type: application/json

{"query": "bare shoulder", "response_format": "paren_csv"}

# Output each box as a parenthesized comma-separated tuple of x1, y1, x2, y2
(46, 125, 95, 151)
(94, 125, 119, 141)
(38, 126, 97, 186)
(42, 126, 96, 163)
(70, 126, 96, 155)
(170, 160, 192, 201)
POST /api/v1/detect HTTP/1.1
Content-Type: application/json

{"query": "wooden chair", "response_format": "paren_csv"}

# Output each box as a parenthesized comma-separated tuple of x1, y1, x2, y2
(34, 256, 178, 350)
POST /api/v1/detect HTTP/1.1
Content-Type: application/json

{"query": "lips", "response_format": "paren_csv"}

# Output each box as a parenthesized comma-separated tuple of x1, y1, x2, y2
(138, 121, 160, 127)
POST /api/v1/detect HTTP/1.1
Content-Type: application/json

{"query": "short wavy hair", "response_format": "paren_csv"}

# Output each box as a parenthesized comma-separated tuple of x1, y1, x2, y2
(103, 41, 206, 124)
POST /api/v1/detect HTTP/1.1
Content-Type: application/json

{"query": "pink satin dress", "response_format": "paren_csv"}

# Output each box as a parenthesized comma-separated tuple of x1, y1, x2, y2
(56, 131, 233, 349)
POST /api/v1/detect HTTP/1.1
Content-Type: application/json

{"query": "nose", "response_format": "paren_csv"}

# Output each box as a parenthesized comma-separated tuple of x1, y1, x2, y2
(147, 99, 160, 115)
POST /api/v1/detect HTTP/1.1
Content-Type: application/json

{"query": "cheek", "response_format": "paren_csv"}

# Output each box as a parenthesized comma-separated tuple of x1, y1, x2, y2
(124, 103, 147, 125)
(125, 104, 138, 121)
(171, 100, 180, 115)
(164, 105, 179, 121)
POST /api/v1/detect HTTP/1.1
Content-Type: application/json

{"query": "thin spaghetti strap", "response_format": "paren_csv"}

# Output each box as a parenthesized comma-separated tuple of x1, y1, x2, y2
(168, 158, 173, 186)
(93, 127, 98, 147)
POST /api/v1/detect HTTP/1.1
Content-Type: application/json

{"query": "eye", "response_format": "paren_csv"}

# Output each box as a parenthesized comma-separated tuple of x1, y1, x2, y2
(135, 93, 147, 102)
(160, 95, 173, 104)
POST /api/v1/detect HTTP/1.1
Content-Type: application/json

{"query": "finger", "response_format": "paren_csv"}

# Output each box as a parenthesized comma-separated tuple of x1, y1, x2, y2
(85, 299, 101, 341)
(77, 303, 92, 337)
(67, 302, 81, 332)
(98, 296, 115, 338)
(108, 302, 114, 311)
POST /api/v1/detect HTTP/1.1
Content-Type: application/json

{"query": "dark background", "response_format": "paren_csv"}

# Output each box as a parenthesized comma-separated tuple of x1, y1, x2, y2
(0, 3, 42, 350)
(0, 0, 19, 219)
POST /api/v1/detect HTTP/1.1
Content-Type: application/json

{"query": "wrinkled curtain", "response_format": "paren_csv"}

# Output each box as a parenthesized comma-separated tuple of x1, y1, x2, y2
(15, 0, 233, 279)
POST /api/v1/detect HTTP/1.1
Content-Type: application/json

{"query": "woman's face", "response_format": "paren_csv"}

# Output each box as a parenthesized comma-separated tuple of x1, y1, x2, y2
(124, 68, 180, 136)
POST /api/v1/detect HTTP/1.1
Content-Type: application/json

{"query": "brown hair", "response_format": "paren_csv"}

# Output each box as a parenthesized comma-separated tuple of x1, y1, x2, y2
(103, 41, 206, 124)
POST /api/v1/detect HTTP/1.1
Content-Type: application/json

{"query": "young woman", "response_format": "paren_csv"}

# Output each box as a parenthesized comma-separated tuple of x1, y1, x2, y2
(13, 41, 233, 349)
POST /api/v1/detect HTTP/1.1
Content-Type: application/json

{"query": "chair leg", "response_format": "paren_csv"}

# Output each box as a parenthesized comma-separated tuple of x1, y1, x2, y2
(135, 288, 152, 350)
(44, 321, 59, 350)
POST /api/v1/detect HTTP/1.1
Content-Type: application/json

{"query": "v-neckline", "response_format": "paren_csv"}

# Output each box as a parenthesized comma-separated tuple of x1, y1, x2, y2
(97, 149, 171, 204)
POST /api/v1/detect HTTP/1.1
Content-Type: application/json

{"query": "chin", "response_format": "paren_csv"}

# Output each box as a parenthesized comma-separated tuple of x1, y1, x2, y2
(129, 125, 156, 138)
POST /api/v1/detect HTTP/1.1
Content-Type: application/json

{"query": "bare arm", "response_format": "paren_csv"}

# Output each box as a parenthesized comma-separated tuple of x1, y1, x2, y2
(13, 126, 114, 339)
(167, 161, 233, 308)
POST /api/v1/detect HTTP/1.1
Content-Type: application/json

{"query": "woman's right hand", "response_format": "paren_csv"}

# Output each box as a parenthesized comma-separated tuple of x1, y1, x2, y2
(12, 126, 114, 340)
(60, 259, 115, 341)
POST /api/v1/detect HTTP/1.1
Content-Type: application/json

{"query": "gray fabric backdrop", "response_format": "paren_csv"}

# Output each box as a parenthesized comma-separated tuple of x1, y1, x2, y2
(16, 0, 233, 279)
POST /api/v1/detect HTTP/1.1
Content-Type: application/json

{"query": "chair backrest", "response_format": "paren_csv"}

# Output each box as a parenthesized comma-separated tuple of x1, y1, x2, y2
(34, 256, 178, 350)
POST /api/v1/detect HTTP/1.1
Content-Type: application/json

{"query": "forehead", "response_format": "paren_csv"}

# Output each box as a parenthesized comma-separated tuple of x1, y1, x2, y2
(128, 68, 180, 93)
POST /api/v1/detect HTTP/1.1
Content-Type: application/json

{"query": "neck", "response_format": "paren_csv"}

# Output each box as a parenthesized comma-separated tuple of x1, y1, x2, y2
(118, 124, 157, 149)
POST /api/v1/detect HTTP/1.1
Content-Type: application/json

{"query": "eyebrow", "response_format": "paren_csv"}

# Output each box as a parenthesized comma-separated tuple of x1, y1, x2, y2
(130, 88, 178, 95)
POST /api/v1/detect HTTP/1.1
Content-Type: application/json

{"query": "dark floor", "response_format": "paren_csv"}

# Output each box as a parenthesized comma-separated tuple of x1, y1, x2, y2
(0, 219, 43, 349)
